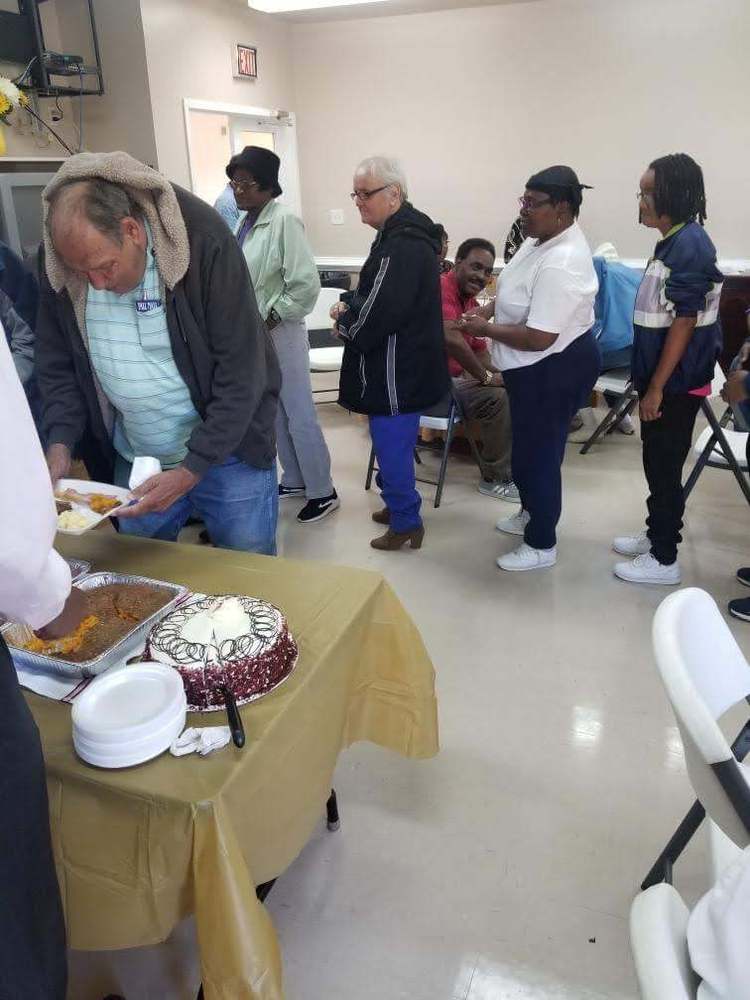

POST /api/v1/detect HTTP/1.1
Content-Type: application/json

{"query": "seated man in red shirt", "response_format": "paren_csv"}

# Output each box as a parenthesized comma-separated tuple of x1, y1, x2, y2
(441, 238, 516, 501)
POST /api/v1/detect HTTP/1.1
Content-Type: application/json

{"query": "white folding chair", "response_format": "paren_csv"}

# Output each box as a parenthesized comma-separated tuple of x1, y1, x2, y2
(682, 364, 750, 507)
(630, 883, 698, 1000)
(307, 287, 346, 400)
(641, 588, 750, 890)
(579, 366, 639, 454)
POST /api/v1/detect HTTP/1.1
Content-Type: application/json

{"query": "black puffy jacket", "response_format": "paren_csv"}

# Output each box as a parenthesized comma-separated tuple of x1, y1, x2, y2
(337, 202, 449, 415)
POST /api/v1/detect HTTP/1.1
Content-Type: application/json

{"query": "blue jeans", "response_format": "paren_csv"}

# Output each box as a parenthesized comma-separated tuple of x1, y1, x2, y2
(115, 456, 278, 555)
(369, 412, 422, 533)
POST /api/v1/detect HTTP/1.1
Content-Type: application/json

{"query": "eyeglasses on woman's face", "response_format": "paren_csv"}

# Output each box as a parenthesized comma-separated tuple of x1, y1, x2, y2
(350, 184, 390, 203)
(230, 179, 258, 195)
(518, 195, 552, 212)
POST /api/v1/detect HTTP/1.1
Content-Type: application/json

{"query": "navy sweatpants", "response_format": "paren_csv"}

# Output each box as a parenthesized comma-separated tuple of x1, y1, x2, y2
(502, 331, 599, 550)
(369, 412, 422, 532)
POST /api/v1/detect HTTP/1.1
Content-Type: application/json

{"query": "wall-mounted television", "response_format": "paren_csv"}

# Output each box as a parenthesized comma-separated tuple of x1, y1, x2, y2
(0, 0, 104, 98)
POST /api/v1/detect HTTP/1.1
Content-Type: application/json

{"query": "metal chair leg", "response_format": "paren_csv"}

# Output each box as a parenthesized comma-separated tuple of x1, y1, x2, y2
(641, 714, 750, 889)
(434, 414, 457, 508)
(580, 390, 636, 455)
(682, 399, 750, 503)
(365, 445, 376, 491)
(640, 800, 706, 889)
(326, 789, 340, 831)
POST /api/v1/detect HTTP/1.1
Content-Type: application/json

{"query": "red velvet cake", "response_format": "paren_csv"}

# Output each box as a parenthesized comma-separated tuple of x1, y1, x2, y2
(146, 595, 297, 711)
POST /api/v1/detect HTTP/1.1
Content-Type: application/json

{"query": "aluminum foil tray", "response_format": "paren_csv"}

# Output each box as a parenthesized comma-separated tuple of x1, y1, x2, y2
(3, 572, 188, 679)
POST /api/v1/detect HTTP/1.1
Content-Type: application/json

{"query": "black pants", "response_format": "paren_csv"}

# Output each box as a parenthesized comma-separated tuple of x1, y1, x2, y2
(503, 330, 600, 550)
(0, 636, 67, 1000)
(641, 393, 701, 566)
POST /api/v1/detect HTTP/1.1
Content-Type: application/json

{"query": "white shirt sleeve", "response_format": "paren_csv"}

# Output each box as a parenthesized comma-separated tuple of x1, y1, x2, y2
(527, 264, 588, 335)
(0, 323, 71, 629)
(688, 846, 750, 999)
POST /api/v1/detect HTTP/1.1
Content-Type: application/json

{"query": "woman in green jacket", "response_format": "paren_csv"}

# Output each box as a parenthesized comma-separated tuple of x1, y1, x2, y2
(227, 146, 339, 523)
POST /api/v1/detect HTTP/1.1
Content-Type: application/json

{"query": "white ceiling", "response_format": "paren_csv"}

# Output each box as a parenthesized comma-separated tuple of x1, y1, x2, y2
(246, 0, 540, 25)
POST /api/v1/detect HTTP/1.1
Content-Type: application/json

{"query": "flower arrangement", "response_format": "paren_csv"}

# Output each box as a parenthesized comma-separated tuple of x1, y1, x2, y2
(0, 75, 28, 121)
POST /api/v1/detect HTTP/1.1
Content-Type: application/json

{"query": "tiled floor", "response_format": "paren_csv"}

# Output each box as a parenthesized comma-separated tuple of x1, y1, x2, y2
(262, 403, 750, 999)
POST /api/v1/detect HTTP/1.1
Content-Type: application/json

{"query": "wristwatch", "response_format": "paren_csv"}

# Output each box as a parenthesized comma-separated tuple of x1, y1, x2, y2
(482, 369, 494, 385)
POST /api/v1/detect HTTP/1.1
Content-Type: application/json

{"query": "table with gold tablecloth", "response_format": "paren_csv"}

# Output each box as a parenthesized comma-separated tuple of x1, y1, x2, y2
(25, 533, 439, 1000)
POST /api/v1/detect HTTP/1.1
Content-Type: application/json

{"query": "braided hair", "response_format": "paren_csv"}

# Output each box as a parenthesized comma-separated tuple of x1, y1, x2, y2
(649, 153, 707, 226)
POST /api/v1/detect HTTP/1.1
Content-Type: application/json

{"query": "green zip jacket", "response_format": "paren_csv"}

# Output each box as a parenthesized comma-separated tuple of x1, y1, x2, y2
(236, 200, 320, 323)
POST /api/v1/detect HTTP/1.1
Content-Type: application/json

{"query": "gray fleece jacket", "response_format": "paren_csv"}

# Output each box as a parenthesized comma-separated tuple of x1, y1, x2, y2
(36, 151, 281, 483)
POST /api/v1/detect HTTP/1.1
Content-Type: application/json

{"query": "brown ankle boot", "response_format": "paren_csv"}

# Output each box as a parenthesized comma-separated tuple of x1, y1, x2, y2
(371, 508, 391, 525)
(370, 525, 424, 551)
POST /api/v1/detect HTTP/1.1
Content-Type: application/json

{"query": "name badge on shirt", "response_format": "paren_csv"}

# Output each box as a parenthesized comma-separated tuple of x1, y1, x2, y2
(136, 298, 162, 313)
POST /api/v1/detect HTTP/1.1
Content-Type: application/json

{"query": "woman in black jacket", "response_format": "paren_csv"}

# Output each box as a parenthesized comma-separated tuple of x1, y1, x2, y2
(333, 157, 448, 550)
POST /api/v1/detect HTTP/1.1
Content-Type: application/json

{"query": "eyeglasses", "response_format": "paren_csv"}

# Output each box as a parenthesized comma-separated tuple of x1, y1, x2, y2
(518, 196, 551, 211)
(230, 179, 258, 194)
(636, 190, 653, 202)
(350, 185, 389, 202)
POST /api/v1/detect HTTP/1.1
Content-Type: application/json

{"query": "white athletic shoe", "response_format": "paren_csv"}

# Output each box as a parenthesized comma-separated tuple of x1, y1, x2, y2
(614, 552, 681, 586)
(616, 413, 636, 435)
(612, 531, 650, 556)
(497, 542, 557, 572)
(495, 508, 530, 536)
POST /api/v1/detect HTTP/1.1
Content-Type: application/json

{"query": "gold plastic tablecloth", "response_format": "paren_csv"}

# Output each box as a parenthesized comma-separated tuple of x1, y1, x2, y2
(25, 533, 439, 1000)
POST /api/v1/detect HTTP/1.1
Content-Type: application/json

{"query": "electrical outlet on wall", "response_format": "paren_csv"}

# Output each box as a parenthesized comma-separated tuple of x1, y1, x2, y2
(329, 209, 345, 225)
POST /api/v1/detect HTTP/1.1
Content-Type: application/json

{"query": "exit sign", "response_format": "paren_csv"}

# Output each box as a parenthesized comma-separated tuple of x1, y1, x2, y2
(235, 44, 258, 80)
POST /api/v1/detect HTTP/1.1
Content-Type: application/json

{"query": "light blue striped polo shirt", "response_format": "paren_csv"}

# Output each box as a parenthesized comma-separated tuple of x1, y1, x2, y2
(85, 223, 200, 468)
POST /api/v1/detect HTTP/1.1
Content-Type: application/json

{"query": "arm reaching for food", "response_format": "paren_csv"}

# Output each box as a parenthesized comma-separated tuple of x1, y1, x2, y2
(0, 323, 88, 632)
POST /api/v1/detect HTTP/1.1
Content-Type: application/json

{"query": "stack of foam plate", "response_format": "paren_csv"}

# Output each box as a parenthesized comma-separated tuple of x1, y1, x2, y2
(72, 662, 187, 769)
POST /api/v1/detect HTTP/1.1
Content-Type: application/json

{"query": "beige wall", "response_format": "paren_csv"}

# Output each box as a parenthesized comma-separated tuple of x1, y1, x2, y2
(1, 0, 156, 163)
(76, 0, 158, 165)
(139, 0, 295, 188)
(290, 0, 750, 259)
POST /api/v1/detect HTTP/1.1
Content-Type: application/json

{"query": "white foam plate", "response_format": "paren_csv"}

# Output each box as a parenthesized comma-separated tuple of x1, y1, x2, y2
(72, 662, 186, 768)
(55, 479, 133, 536)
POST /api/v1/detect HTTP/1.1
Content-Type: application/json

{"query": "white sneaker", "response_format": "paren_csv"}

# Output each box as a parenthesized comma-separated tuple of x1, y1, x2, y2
(497, 542, 557, 572)
(495, 508, 530, 536)
(612, 531, 650, 556)
(478, 479, 520, 503)
(614, 552, 681, 585)
(616, 413, 635, 435)
(567, 407, 599, 443)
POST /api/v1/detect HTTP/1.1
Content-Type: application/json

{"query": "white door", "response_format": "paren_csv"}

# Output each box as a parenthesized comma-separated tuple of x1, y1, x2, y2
(229, 115, 302, 218)
(184, 104, 302, 219)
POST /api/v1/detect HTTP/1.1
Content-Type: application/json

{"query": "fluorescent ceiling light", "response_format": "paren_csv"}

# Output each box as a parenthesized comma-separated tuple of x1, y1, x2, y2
(250, 0, 391, 11)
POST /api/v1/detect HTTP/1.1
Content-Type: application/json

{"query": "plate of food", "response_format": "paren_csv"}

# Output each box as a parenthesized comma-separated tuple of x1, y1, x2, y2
(54, 479, 133, 535)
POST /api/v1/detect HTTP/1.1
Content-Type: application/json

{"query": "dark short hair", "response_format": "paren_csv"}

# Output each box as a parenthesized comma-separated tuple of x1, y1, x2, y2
(649, 153, 707, 226)
(48, 178, 143, 245)
(455, 238, 496, 263)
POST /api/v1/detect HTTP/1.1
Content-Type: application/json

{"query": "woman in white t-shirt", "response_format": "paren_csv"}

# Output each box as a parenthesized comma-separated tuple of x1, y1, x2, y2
(459, 166, 599, 571)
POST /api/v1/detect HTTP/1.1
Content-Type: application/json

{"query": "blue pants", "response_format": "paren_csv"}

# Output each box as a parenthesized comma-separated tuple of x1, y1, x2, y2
(369, 412, 422, 533)
(503, 331, 599, 550)
(115, 456, 278, 555)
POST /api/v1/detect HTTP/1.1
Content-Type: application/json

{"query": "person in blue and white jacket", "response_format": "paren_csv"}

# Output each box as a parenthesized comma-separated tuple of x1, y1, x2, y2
(613, 154, 723, 586)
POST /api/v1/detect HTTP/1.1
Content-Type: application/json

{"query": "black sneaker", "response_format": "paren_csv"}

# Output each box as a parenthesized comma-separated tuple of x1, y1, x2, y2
(297, 491, 340, 523)
(279, 484, 305, 500)
(737, 568, 750, 588)
(729, 597, 750, 622)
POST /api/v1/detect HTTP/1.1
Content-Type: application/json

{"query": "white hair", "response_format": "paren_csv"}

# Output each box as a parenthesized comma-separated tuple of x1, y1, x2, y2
(355, 156, 408, 201)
